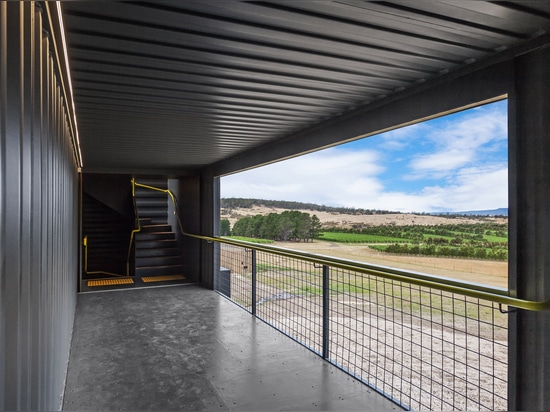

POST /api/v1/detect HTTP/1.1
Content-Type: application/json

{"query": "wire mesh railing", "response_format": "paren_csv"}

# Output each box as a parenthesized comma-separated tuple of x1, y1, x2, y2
(325, 268, 508, 410)
(179, 234, 547, 410)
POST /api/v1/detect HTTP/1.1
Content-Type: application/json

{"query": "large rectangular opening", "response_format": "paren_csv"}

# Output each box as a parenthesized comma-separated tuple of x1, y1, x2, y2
(220, 98, 508, 288)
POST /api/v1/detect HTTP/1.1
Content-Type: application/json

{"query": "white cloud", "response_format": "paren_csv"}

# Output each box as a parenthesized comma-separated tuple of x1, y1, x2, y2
(448, 165, 508, 209)
(409, 149, 472, 178)
(365, 165, 508, 213)
(408, 108, 507, 178)
(378, 122, 428, 150)
(221, 102, 509, 213)
(222, 148, 385, 207)
(377, 165, 508, 212)
(222, 146, 507, 213)
(223, 165, 507, 215)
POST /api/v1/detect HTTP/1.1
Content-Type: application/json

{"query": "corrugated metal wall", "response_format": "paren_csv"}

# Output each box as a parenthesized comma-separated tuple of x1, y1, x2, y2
(0, 2, 79, 410)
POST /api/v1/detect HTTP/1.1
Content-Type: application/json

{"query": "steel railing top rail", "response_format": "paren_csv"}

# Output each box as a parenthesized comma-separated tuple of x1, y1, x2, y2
(183, 233, 549, 312)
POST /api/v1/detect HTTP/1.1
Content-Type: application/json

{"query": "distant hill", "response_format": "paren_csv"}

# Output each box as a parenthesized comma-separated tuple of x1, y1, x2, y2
(221, 199, 507, 228)
(221, 198, 508, 217)
(221, 198, 399, 215)
(433, 208, 508, 217)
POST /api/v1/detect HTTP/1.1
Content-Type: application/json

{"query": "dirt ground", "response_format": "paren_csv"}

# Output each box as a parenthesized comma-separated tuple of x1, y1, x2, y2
(220, 236, 509, 410)
(273, 240, 508, 289)
(220, 207, 509, 410)
(222, 206, 508, 289)
(223, 247, 508, 411)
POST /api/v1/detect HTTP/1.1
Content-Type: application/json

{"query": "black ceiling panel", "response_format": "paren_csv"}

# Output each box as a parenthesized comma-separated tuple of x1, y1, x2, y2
(60, 1, 550, 174)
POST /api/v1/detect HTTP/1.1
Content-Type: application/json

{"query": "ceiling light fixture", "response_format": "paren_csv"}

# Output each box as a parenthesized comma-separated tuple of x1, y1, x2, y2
(56, 1, 83, 168)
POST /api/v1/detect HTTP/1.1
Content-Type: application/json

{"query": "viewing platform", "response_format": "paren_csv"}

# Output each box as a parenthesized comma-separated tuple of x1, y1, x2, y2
(63, 284, 399, 411)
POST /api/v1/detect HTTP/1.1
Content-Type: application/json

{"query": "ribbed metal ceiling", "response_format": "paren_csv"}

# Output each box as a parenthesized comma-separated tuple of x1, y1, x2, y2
(61, 1, 550, 175)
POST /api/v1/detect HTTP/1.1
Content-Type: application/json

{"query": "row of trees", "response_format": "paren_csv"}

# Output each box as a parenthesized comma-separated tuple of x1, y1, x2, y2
(331, 223, 508, 245)
(221, 197, 397, 215)
(224, 213, 509, 260)
(225, 211, 323, 242)
(337, 222, 507, 238)
(373, 243, 508, 260)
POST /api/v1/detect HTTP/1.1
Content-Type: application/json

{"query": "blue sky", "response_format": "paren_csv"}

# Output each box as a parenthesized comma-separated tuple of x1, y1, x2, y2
(221, 99, 508, 213)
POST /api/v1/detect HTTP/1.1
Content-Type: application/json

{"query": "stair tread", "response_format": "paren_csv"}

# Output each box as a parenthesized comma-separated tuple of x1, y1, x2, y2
(132, 178, 183, 278)
(135, 239, 177, 244)
(136, 232, 172, 235)
(136, 256, 181, 263)
(135, 238, 175, 241)
(136, 232, 174, 236)
(135, 247, 179, 253)
(141, 224, 170, 228)
(135, 264, 185, 277)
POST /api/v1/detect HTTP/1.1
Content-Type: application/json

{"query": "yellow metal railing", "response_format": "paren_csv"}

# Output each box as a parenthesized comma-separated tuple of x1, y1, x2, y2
(82, 235, 128, 278)
(84, 178, 182, 278)
(126, 178, 141, 276)
(123, 178, 548, 312)
(126, 178, 184, 276)
(183, 233, 550, 312)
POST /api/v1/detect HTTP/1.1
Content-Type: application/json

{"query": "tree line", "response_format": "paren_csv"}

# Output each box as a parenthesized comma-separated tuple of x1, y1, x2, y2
(330, 222, 509, 260)
(223, 213, 509, 261)
(221, 198, 398, 216)
(222, 211, 322, 242)
(331, 222, 507, 244)
(372, 243, 508, 260)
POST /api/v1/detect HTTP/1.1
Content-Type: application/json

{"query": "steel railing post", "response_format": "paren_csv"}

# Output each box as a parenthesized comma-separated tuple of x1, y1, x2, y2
(252, 249, 257, 316)
(323, 264, 330, 359)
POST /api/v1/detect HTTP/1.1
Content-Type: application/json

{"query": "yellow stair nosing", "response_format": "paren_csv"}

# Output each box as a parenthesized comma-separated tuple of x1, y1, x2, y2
(87, 278, 134, 287)
(141, 275, 186, 283)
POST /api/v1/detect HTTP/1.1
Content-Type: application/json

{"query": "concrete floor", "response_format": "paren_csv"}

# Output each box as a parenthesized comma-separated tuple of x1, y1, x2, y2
(63, 284, 400, 411)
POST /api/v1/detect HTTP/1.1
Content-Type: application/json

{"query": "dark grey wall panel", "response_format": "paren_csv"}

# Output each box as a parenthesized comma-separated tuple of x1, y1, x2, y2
(0, 2, 78, 410)
(508, 46, 550, 411)
(199, 172, 218, 289)
(168, 177, 201, 283)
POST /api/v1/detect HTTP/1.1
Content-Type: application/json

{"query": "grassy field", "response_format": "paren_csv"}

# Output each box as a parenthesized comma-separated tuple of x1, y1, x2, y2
(318, 231, 406, 243)
(224, 236, 274, 244)
(223, 236, 508, 288)
(320, 224, 508, 260)
(274, 240, 508, 288)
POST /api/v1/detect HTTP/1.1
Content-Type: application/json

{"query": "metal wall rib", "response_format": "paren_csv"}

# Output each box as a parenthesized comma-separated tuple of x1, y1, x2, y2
(0, 2, 78, 410)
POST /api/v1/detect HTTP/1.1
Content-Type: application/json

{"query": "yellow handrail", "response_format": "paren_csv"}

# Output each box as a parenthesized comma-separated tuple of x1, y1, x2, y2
(126, 178, 142, 276)
(126, 178, 185, 276)
(183, 233, 550, 312)
(83, 235, 127, 278)
(122, 181, 549, 311)
(133, 181, 184, 234)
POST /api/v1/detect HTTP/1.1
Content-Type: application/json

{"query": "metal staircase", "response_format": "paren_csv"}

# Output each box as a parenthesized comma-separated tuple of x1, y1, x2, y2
(133, 178, 185, 279)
